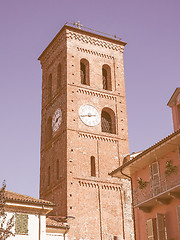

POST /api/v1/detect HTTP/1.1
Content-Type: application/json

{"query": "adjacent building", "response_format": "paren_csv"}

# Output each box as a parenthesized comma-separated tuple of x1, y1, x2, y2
(110, 88, 180, 240)
(3, 190, 69, 240)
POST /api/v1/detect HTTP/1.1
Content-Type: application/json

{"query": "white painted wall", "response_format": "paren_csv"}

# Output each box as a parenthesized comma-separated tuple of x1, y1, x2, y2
(4, 211, 68, 240)
(5, 212, 46, 240)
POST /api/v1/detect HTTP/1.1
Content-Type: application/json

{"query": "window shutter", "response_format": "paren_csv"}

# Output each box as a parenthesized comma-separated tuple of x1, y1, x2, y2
(150, 162, 160, 196)
(156, 213, 166, 240)
(15, 214, 22, 234)
(15, 214, 28, 234)
(22, 214, 28, 234)
(146, 218, 157, 240)
(176, 205, 180, 236)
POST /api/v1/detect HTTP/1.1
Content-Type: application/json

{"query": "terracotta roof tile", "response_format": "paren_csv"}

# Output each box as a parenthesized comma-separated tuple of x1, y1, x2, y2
(4, 190, 54, 206)
(110, 128, 180, 176)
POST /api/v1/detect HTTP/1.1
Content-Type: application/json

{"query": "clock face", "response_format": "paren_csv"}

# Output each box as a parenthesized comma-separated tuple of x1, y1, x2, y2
(79, 104, 100, 126)
(52, 109, 62, 132)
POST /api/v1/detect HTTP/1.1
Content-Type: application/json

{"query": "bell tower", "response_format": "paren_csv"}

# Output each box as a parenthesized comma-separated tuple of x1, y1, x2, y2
(38, 23, 134, 240)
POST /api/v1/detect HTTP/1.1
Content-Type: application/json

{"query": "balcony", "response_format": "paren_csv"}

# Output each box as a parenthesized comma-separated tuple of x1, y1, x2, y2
(133, 172, 180, 212)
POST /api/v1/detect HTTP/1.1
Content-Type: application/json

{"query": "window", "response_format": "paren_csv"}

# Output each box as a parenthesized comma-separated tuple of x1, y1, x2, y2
(91, 156, 96, 177)
(102, 64, 111, 91)
(177, 206, 180, 236)
(57, 64, 62, 90)
(146, 218, 157, 240)
(46, 117, 52, 143)
(101, 108, 116, 134)
(48, 166, 51, 186)
(156, 214, 166, 240)
(80, 59, 89, 85)
(15, 214, 28, 235)
(146, 214, 166, 240)
(149, 162, 161, 196)
(48, 74, 52, 100)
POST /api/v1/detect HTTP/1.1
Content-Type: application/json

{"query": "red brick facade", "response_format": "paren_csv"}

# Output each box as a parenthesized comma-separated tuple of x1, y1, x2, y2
(38, 25, 134, 240)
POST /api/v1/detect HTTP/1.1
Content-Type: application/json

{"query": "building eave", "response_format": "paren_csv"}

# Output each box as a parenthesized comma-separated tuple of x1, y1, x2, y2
(110, 128, 180, 178)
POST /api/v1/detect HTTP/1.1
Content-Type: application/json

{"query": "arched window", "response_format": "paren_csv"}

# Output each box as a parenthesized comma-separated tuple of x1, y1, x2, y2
(102, 64, 112, 91)
(48, 166, 51, 186)
(101, 108, 116, 134)
(57, 64, 61, 90)
(80, 59, 89, 85)
(48, 74, 52, 100)
(91, 156, 96, 177)
(46, 117, 52, 143)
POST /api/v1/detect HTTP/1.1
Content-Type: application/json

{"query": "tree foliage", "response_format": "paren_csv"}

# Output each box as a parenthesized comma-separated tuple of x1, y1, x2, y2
(0, 181, 14, 239)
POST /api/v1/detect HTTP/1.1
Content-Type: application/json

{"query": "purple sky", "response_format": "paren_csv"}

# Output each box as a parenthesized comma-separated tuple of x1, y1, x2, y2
(0, 0, 179, 198)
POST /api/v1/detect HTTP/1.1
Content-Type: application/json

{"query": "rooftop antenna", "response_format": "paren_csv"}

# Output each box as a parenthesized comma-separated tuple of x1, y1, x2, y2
(65, 21, 122, 40)
(72, 21, 83, 29)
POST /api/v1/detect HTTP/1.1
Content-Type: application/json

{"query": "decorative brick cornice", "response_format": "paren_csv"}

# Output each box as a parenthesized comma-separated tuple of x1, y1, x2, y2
(78, 132, 118, 143)
(101, 184, 121, 191)
(78, 181, 98, 188)
(77, 47, 115, 59)
(78, 180, 121, 191)
(77, 88, 117, 101)
(67, 30, 124, 53)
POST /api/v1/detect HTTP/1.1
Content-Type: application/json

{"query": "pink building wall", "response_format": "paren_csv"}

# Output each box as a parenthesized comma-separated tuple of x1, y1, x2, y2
(131, 148, 180, 240)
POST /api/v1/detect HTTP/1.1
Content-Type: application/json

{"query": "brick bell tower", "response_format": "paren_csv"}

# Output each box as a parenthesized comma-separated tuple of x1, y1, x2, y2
(38, 23, 134, 240)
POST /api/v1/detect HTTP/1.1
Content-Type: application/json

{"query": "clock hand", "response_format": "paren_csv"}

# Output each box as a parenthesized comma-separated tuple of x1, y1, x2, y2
(80, 114, 96, 117)
(55, 117, 60, 123)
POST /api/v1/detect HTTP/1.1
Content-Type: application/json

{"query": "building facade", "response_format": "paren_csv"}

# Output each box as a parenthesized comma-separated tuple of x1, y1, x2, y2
(38, 23, 134, 240)
(3, 190, 69, 240)
(111, 88, 180, 240)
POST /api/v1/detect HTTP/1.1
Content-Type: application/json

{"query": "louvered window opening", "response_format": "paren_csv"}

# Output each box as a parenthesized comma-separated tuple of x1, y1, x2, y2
(15, 214, 28, 235)
(102, 117, 113, 133)
(81, 63, 86, 85)
(146, 214, 166, 240)
(101, 111, 114, 133)
(150, 162, 161, 197)
(102, 68, 108, 90)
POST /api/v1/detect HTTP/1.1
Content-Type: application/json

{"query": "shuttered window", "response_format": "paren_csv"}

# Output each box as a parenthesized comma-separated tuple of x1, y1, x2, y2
(177, 206, 180, 236)
(149, 162, 161, 196)
(146, 218, 157, 240)
(15, 214, 28, 235)
(156, 214, 166, 240)
(146, 215, 166, 240)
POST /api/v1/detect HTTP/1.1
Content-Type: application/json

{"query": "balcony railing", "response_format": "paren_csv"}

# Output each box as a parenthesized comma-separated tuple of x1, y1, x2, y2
(133, 172, 180, 207)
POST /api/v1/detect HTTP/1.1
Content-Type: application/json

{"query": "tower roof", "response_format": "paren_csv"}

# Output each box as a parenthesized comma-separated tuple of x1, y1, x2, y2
(38, 23, 127, 61)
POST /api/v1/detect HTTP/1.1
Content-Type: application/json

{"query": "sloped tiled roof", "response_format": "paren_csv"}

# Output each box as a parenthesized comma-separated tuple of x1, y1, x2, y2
(4, 190, 54, 206)
(46, 217, 69, 228)
(110, 128, 180, 176)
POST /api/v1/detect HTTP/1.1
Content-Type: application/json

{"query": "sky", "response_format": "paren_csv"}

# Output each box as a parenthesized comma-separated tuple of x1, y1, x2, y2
(0, 0, 179, 198)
